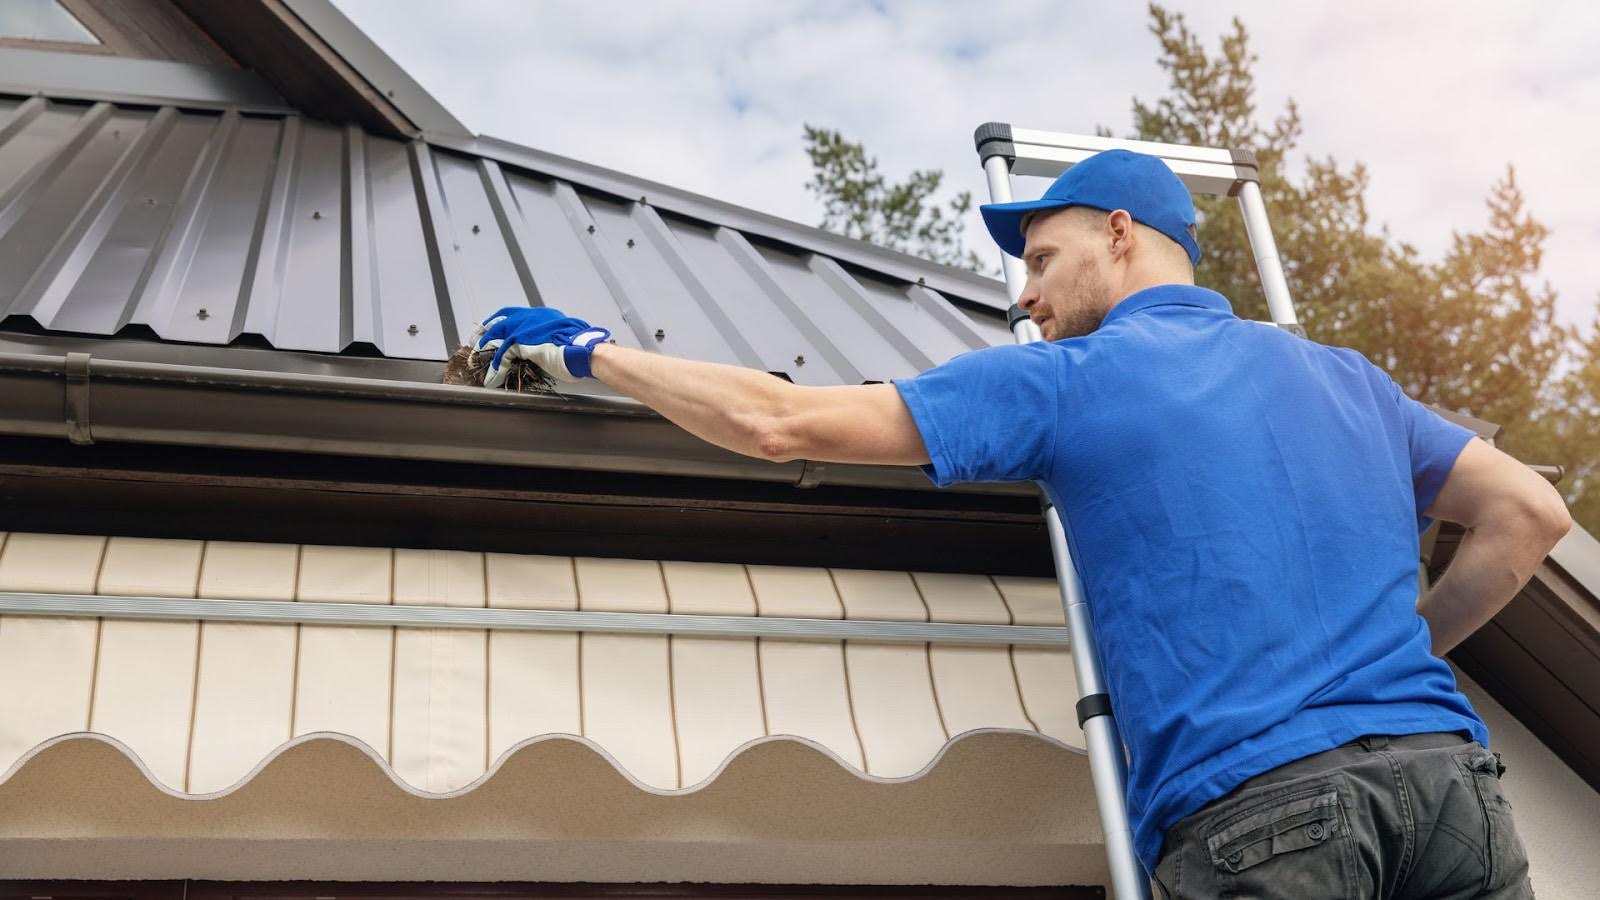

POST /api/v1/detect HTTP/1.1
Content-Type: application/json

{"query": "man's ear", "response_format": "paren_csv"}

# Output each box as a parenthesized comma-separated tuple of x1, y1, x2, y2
(1106, 209, 1135, 260)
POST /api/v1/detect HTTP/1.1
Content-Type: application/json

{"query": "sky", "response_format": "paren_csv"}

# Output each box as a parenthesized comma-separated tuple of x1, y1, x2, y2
(330, 0, 1598, 334)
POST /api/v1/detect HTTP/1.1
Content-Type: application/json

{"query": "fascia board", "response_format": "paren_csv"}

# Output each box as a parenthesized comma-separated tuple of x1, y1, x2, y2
(0, 46, 293, 114)
(280, 0, 472, 139)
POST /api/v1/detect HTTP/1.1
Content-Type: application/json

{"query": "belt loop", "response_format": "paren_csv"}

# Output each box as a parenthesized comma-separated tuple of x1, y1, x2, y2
(1358, 734, 1390, 752)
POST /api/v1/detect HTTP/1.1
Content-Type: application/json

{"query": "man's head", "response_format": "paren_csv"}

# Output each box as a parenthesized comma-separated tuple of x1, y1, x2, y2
(980, 149, 1200, 341)
(1012, 204, 1196, 340)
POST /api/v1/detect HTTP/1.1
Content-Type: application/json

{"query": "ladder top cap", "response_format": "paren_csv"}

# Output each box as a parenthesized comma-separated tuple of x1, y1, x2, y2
(974, 121, 1014, 150)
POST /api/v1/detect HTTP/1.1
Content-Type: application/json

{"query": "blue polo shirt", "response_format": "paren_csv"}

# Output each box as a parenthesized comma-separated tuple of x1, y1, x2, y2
(892, 283, 1486, 871)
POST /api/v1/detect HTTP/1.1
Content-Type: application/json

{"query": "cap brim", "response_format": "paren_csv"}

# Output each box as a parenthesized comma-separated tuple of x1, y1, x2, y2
(979, 197, 1072, 259)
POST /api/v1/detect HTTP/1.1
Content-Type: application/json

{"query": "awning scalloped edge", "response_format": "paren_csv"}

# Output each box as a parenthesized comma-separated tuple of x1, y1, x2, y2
(0, 726, 1086, 801)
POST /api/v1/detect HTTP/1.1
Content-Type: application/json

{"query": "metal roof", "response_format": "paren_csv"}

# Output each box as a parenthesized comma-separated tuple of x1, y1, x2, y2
(0, 90, 1011, 387)
(0, 85, 1510, 500)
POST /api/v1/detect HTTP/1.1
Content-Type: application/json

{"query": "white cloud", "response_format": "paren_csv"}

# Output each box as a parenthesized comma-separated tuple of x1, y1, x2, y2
(332, 0, 1598, 333)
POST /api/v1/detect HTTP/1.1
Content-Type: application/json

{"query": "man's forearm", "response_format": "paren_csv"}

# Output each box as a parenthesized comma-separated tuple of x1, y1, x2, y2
(588, 342, 790, 460)
(1417, 518, 1564, 655)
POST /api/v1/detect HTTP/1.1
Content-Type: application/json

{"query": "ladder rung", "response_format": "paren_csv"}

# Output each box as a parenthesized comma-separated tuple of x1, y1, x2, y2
(976, 123, 1258, 197)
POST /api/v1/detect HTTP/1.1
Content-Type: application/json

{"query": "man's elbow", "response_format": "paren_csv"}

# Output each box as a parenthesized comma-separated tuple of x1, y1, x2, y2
(750, 414, 801, 463)
(1495, 480, 1573, 552)
(1534, 484, 1574, 547)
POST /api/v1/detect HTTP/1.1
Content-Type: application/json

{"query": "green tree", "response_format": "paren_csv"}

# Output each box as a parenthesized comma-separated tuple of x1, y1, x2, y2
(1125, 3, 1596, 531)
(1532, 311, 1600, 532)
(802, 124, 994, 274)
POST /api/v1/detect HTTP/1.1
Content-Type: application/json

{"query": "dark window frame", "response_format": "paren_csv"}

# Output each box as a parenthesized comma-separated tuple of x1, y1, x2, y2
(0, 0, 105, 50)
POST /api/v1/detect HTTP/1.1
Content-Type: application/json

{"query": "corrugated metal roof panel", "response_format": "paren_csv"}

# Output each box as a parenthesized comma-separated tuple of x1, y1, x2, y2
(0, 92, 1009, 383)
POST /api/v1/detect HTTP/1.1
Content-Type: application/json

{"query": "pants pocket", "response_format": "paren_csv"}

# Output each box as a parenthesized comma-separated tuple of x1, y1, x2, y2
(1202, 782, 1354, 898)
(1452, 744, 1531, 892)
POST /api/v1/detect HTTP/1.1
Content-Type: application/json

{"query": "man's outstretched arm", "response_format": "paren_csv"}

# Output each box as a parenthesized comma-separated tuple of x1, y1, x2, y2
(589, 342, 932, 467)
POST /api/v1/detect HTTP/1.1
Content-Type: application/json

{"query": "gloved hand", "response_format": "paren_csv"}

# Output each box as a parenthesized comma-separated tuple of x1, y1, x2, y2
(468, 306, 612, 388)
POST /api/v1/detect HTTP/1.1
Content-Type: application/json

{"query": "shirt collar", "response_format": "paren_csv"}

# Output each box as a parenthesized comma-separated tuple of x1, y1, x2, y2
(1099, 284, 1234, 328)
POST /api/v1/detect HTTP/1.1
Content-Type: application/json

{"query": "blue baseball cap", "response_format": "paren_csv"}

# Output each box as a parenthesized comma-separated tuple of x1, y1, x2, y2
(980, 149, 1201, 266)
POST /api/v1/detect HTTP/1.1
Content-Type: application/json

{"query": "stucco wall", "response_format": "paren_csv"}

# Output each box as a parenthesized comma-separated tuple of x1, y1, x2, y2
(1456, 665, 1600, 898)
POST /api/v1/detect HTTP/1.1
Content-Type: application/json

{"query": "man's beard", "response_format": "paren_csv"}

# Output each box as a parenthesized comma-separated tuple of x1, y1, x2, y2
(1047, 253, 1114, 340)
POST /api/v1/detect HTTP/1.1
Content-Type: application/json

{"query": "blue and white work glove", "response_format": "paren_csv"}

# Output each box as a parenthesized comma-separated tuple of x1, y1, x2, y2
(468, 306, 612, 389)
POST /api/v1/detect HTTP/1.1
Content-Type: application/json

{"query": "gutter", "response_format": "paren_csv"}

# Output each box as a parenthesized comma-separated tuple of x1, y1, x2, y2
(0, 348, 1035, 498)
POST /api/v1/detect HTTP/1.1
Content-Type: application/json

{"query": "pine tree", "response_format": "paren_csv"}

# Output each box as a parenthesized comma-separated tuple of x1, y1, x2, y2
(802, 125, 993, 274)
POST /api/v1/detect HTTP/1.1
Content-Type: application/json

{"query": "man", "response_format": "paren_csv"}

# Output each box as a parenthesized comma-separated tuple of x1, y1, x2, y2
(468, 149, 1570, 898)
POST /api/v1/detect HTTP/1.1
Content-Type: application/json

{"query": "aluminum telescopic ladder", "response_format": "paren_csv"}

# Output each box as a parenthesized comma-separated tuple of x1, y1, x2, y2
(973, 124, 1303, 900)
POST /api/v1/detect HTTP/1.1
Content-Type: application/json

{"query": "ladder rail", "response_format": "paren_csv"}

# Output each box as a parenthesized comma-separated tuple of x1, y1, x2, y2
(1236, 180, 1298, 326)
(980, 149, 1153, 900)
(976, 123, 1256, 196)
(1006, 125, 1242, 167)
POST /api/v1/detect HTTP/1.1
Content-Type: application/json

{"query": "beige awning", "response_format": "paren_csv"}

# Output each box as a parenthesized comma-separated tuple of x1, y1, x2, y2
(0, 532, 1102, 885)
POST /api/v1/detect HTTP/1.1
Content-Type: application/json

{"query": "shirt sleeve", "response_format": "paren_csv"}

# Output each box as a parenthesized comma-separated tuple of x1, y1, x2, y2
(1382, 373, 1477, 533)
(890, 342, 1061, 488)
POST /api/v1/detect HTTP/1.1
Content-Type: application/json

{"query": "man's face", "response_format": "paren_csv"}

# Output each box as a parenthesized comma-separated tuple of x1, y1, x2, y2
(1016, 208, 1116, 341)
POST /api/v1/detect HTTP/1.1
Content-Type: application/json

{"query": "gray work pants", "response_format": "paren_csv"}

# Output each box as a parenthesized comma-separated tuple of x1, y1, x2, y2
(1152, 732, 1534, 899)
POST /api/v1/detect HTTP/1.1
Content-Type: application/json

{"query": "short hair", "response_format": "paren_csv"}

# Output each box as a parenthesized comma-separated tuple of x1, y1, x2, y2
(1019, 206, 1073, 239)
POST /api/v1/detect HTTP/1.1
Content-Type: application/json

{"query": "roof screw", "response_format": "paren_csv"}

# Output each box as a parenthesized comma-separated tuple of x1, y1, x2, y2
(794, 354, 805, 366)
(626, 238, 635, 248)
(312, 210, 322, 220)
(917, 276, 925, 285)
(407, 323, 419, 335)
(639, 195, 647, 204)
(387, 89, 396, 98)
(654, 328, 666, 341)
(587, 224, 596, 234)
(471, 224, 480, 234)
(145, 197, 157, 206)
(196, 307, 209, 320)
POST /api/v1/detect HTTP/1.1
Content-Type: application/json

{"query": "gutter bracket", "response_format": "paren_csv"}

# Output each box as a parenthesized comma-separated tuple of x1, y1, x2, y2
(795, 458, 827, 489)
(64, 351, 93, 446)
